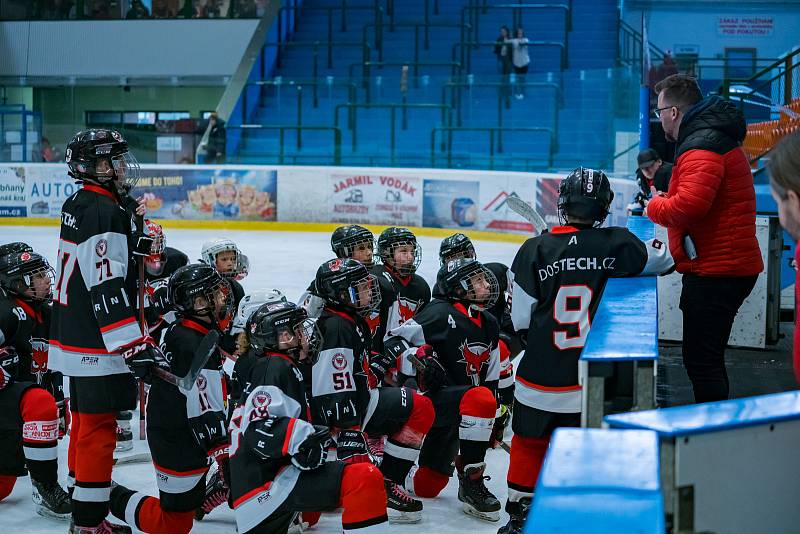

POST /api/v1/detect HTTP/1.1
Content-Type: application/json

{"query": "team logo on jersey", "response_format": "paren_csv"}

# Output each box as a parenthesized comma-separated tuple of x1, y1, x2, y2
(364, 312, 380, 336)
(196, 374, 207, 391)
(95, 239, 108, 257)
(458, 341, 491, 383)
(30, 337, 49, 382)
(332, 352, 348, 371)
(252, 391, 272, 408)
(395, 297, 418, 325)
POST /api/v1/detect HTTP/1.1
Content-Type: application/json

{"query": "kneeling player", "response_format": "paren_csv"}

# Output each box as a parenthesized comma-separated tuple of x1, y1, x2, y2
(109, 264, 233, 534)
(385, 258, 503, 522)
(500, 168, 673, 533)
(0, 249, 70, 519)
(229, 300, 388, 533)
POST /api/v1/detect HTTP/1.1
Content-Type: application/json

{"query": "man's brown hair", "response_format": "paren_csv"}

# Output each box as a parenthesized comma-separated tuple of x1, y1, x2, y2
(654, 74, 703, 108)
(768, 131, 800, 197)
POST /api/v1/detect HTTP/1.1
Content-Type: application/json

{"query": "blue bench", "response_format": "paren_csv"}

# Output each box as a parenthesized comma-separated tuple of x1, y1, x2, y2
(579, 216, 659, 427)
(525, 428, 665, 533)
(606, 391, 800, 534)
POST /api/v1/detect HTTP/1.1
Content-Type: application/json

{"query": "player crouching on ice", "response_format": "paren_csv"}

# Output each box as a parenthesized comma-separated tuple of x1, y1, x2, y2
(0, 246, 71, 519)
(227, 300, 390, 533)
(499, 168, 673, 534)
(108, 264, 233, 534)
(385, 258, 505, 522)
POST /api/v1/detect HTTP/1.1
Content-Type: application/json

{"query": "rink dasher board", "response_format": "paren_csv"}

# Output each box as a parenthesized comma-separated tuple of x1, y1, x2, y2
(656, 217, 783, 349)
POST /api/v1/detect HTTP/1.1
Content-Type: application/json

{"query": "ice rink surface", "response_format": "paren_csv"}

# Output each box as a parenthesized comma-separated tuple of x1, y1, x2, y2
(0, 225, 522, 533)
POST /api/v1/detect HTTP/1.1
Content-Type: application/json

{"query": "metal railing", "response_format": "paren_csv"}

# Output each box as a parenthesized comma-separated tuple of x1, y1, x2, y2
(230, 124, 342, 164)
(430, 125, 554, 168)
(363, 22, 471, 63)
(452, 40, 566, 73)
(720, 48, 800, 108)
(246, 78, 358, 115)
(346, 61, 463, 100)
(618, 20, 666, 68)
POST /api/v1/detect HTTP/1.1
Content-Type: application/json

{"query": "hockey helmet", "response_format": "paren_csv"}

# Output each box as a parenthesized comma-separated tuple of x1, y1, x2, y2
(200, 238, 249, 281)
(231, 289, 287, 334)
(0, 251, 55, 303)
(66, 129, 141, 189)
(245, 301, 319, 358)
(437, 258, 500, 311)
(314, 258, 381, 316)
(331, 225, 375, 267)
(0, 242, 33, 260)
(557, 167, 614, 226)
(377, 227, 421, 276)
(439, 233, 476, 266)
(169, 263, 234, 328)
(144, 219, 166, 277)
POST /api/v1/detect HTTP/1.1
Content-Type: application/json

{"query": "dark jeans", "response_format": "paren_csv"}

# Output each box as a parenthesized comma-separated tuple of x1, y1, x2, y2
(679, 273, 758, 403)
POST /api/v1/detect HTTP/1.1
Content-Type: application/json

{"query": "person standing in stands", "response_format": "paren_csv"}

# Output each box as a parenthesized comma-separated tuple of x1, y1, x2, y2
(767, 131, 800, 386)
(508, 27, 530, 100)
(646, 74, 763, 403)
(203, 113, 227, 163)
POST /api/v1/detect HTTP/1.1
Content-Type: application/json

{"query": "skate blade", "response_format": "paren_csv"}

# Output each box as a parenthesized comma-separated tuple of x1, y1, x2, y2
(387, 509, 422, 524)
(113, 451, 151, 465)
(34, 502, 71, 521)
(461, 503, 500, 522)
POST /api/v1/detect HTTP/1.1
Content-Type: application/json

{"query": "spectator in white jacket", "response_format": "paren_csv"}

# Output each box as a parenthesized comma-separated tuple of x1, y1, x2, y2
(508, 27, 530, 99)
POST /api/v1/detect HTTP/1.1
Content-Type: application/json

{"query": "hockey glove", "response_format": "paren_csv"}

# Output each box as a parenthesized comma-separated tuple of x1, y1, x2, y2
(410, 345, 448, 393)
(368, 351, 395, 383)
(119, 336, 160, 382)
(336, 429, 371, 465)
(57, 398, 70, 439)
(131, 231, 155, 256)
(0, 346, 19, 391)
(490, 404, 511, 449)
(292, 425, 332, 471)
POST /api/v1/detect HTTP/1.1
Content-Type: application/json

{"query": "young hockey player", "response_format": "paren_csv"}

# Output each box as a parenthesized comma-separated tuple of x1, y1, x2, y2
(141, 219, 189, 340)
(200, 238, 248, 356)
(0, 249, 71, 519)
(499, 168, 673, 533)
(299, 224, 375, 319)
(313, 258, 435, 523)
(385, 258, 504, 522)
(50, 128, 153, 534)
(229, 300, 389, 533)
(108, 263, 232, 534)
(371, 227, 431, 354)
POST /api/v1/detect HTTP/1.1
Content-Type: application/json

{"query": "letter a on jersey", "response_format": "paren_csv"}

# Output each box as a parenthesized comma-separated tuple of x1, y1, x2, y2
(568, 235, 578, 246)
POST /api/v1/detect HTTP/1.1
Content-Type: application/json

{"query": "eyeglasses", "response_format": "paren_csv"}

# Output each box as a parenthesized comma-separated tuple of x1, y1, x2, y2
(653, 105, 675, 119)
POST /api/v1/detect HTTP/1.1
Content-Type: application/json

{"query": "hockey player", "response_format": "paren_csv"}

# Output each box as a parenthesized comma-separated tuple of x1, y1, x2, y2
(200, 238, 248, 356)
(229, 300, 389, 533)
(371, 227, 431, 355)
(141, 219, 189, 339)
(313, 258, 435, 522)
(0, 250, 71, 519)
(50, 128, 155, 534)
(499, 168, 673, 533)
(385, 258, 504, 522)
(298, 224, 375, 319)
(108, 263, 232, 534)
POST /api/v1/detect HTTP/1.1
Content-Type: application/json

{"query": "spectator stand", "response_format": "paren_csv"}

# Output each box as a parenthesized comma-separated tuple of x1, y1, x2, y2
(579, 215, 658, 427)
(606, 390, 800, 534)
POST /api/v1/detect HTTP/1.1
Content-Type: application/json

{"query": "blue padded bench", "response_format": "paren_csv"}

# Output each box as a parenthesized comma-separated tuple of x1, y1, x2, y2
(525, 428, 665, 533)
(606, 391, 800, 534)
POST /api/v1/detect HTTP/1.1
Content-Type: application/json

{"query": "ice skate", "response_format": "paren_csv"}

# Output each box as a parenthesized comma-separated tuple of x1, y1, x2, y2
(31, 479, 71, 520)
(457, 461, 501, 522)
(384, 478, 422, 524)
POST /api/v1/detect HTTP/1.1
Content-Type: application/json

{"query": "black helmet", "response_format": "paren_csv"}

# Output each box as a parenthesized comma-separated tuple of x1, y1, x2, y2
(0, 242, 33, 260)
(245, 301, 319, 358)
(557, 167, 614, 226)
(439, 233, 476, 266)
(331, 225, 375, 267)
(377, 227, 421, 277)
(169, 263, 234, 328)
(314, 258, 381, 316)
(437, 258, 499, 310)
(66, 129, 141, 189)
(0, 251, 54, 303)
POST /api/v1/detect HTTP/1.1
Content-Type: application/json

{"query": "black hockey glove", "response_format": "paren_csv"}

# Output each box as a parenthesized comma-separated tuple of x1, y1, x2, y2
(119, 336, 160, 383)
(409, 345, 447, 393)
(336, 429, 371, 465)
(369, 351, 395, 383)
(191, 412, 228, 456)
(131, 231, 155, 257)
(292, 425, 332, 471)
(0, 346, 19, 391)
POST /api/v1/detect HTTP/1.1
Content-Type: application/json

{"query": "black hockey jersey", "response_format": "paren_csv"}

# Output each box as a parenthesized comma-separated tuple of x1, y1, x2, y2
(370, 265, 431, 353)
(143, 247, 189, 342)
(0, 293, 61, 398)
(312, 307, 376, 429)
(386, 299, 501, 391)
(229, 352, 317, 533)
(509, 225, 671, 413)
(50, 184, 141, 377)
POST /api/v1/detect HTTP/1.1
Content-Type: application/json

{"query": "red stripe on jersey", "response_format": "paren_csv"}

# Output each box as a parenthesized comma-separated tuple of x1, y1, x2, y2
(152, 462, 208, 477)
(550, 226, 580, 234)
(99, 316, 137, 333)
(453, 302, 482, 327)
(265, 352, 296, 365)
(180, 318, 211, 335)
(282, 418, 297, 456)
(83, 184, 117, 201)
(49, 340, 112, 355)
(323, 307, 356, 324)
(233, 480, 273, 508)
(13, 298, 42, 322)
(516, 375, 581, 392)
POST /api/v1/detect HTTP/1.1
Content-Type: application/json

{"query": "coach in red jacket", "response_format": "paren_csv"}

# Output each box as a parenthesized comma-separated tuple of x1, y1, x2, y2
(647, 74, 763, 403)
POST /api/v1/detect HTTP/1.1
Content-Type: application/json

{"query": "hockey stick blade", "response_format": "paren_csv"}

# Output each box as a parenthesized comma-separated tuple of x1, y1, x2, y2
(152, 330, 220, 390)
(499, 440, 511, 453)
(505, 196, 547, 236)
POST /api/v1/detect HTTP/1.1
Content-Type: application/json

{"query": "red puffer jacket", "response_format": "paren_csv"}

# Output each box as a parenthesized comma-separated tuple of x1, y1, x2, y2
(647, 96, 763, 277)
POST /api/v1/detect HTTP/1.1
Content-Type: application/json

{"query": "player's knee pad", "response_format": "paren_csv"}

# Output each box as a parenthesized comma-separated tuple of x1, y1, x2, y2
(459, 386, 496, 419)
(19, 387, 58, 422)
(410, 466, 449, 498)
(390, 392, 434, 448)
(340, 463, 386, 525)
(0, 475, 16, 501)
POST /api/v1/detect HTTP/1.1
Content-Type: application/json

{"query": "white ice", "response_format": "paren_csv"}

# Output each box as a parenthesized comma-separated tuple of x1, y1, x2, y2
(0, 225, 520, 533)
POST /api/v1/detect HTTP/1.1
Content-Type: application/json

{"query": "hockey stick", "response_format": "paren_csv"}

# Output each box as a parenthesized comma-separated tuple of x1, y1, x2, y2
(151, 330, 220, 391)
(113, 451, 152, 466)
(505, 196, 548, 236)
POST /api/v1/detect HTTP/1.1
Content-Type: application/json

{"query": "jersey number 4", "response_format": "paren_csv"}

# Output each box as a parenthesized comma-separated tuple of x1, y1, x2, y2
(553, 285, 592, 350)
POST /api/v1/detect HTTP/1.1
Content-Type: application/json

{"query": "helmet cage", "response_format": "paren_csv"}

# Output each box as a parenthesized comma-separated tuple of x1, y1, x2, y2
(0, 253, 54, 303)
(441, 260, 500, 311)
(379, 239, 422, 277)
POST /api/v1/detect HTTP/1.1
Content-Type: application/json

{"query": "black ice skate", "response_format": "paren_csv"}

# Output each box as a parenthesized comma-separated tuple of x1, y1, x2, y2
(31, 479, 71, 520)
(69, 519, 132, 534)
(384, 478, 422, 524)
(497, 497, 532, 534)
(114, 424, 133, 453)
(457, 461, 501, 522)
(195, 468, 229, 520)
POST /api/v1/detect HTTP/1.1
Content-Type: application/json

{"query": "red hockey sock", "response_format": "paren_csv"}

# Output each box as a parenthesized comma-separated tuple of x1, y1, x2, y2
(135, 496, 194, 534)
(67, 410, 80, 475)
(507, 435, 550, 499)
(0, 475, 16, 501)
(411, 466, 450, 498)
(73, 412, 116, 484)
(339, 463, 387, 531)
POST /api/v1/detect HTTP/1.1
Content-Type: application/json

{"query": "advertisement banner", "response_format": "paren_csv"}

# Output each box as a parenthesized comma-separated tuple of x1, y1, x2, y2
(422, 179, 480, 229)
(136, 168, 277, 221)
(24, 165, 75, 218)
(328, 174, 422, 226)
(535, 176, 562, 227)
(478, 175, 538, 234)
(0, 164, 28, 217)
